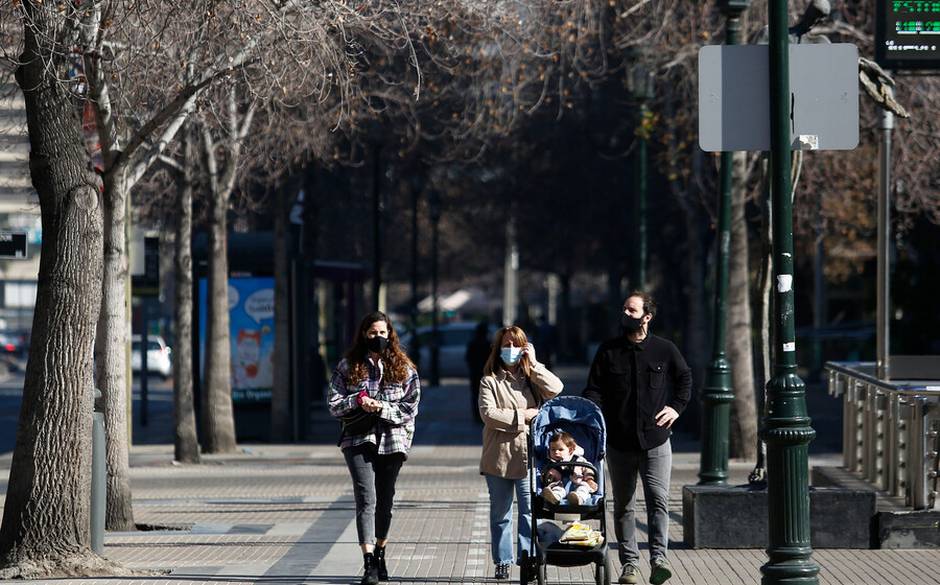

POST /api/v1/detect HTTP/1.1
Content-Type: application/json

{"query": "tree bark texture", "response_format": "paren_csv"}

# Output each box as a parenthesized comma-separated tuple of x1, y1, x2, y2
(756, 161, 773, 421)
(0, 3, 109, 574)
(727, 151, 758, 459)
(271, 184, 292, 441)
(93, 170, 135, 531)
(202, 183, 237, 453)
(173, 132, 200, 464)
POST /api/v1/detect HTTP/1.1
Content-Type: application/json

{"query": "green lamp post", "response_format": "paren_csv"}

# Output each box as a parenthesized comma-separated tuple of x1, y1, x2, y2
(762, 1, 819, 583)
(698, 0, 750, 486)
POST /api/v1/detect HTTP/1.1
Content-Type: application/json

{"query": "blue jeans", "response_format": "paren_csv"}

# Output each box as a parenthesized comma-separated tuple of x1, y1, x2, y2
(343, 445, 405, 546)
(484, 474, 532, 565)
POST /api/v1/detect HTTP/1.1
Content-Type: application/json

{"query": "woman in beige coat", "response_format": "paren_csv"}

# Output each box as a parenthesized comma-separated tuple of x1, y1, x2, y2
(479, 325, 563, 580)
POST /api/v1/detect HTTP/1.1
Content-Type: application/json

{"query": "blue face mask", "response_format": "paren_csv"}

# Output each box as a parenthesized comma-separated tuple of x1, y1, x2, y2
(500, 346, 523, 365)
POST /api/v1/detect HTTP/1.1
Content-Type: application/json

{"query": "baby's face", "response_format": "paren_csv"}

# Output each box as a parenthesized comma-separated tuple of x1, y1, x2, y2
(549, 440, 572, 461)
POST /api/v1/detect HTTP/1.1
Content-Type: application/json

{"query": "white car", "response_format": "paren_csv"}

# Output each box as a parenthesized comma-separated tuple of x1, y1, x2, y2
(131, 335, 172, 379)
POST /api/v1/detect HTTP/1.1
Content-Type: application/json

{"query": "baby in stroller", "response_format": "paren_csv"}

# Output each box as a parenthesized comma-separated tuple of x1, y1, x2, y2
(541, 431, 599, 506)
(525, 396, 610, 585)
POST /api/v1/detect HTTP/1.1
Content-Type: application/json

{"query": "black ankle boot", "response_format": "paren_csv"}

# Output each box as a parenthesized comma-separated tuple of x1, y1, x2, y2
(375, 546, 388, 581)
(361, 552, 379, 585)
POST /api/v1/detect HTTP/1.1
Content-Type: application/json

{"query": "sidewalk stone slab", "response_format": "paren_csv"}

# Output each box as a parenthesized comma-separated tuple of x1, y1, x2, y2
(2, 378, 939, 584)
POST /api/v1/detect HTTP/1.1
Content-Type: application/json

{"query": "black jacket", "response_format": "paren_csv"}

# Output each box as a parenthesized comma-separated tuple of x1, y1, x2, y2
(582, 334, 692, 451)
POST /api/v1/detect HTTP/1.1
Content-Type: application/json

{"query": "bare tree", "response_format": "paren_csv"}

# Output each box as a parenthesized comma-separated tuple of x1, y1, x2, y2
(0, 0, 124, 576)
(198, 86, 255, 453)
(82, 0, 282, 527)
(728, 150, 758, 458)
(172, 125, 201, 463)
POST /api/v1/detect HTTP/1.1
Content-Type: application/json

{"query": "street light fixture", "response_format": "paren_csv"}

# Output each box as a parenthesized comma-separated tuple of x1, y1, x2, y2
(428, 189, 442, 388)
(699, 0, 750, 487)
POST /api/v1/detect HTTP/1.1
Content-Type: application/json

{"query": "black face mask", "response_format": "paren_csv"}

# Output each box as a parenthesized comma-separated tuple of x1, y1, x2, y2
(620, 313, 644, 334)
(367, 336, 389, 354)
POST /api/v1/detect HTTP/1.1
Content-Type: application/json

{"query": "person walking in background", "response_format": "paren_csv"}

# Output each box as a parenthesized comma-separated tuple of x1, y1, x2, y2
(329, 312, 421, 585)
(534, 315, 557, 370)
(478, 326, 563, 580)
(465, 320, 491, 424)
(582, 292, 692, 585)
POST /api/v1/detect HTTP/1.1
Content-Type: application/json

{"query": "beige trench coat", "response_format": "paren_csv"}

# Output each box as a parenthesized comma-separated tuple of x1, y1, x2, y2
(478, 362, 563, 479)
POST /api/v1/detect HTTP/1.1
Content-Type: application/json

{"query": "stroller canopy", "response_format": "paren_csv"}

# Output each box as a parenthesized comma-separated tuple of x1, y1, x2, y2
(531, 396, 607, 465)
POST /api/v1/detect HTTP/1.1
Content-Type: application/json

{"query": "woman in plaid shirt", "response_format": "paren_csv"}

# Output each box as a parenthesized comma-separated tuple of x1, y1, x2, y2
(329, 312, 420, 585)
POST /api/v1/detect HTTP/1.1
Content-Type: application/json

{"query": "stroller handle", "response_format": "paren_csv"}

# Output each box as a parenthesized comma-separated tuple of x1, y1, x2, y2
(538, 460, 599, 477)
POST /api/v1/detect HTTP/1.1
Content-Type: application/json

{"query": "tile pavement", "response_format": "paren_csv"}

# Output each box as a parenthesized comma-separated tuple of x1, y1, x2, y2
(4, 443, 933, 585)
(1, 369, 938, 584)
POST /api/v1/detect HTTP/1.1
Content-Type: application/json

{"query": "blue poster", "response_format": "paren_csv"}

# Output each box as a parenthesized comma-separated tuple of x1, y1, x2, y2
(199, 276, 275, 403)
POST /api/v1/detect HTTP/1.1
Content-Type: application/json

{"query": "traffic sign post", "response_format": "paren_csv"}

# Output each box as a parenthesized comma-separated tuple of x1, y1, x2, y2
(698, 44, 859, 152)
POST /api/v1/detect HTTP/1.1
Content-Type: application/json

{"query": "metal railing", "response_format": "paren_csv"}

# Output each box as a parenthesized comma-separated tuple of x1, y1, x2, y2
(826, 361, 940, 510)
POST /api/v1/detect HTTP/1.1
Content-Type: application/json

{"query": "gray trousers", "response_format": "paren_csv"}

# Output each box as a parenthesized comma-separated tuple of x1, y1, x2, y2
(606, 439, 672, 566)
(343, 444, 405, 546)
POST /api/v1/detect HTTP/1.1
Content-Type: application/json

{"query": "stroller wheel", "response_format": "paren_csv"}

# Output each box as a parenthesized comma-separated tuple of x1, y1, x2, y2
(594, 556, 610, 585)
(519, 551, 535, 585)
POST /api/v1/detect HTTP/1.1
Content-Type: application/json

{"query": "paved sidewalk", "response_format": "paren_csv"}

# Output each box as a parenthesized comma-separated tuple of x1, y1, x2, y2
(0, 369, 937, 584)
(17, 444, 938, 585)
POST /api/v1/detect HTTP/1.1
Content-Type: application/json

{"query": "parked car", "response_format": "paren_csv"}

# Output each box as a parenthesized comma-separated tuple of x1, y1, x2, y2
(131, 335, 172, 379)
(0, 330, 30, 358)
(401, 322, 497, 378)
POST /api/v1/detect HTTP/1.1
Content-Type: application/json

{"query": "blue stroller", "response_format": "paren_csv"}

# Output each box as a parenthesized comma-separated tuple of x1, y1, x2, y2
(524, 396, 610, 585)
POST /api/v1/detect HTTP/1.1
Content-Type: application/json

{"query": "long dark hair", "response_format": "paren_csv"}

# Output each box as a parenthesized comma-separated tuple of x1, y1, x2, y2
(344, 311, 414, 385)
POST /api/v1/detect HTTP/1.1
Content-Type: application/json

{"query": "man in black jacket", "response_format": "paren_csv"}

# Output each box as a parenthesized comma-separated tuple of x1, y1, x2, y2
(582, 292, 692, 585)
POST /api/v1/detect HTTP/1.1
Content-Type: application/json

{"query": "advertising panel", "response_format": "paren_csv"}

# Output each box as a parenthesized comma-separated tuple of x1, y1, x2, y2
(199, 276, 275, 403)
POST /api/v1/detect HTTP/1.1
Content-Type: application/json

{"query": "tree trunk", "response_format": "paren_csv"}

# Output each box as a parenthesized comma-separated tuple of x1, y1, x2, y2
(173, 130, 200, 464)
(727, 151, 758, 459)
(94, 170, 135, 531)
(198, 90, 252, 453)
(202, 183, 237, 453)
(751, 157, 773, 479)
(270, 183, 292, 441)
(758, 162, 774, 413)
(0, 5, 118, 576)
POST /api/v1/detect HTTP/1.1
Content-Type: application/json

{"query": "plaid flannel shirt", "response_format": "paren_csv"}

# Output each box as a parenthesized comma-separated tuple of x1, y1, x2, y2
(328, 357, 420, 456)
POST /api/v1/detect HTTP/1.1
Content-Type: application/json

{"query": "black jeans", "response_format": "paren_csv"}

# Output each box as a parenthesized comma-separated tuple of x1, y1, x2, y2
(343, 444, 405, 545)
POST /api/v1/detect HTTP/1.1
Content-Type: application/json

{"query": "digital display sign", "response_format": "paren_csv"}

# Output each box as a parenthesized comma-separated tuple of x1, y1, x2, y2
(876, 1, 940, 70)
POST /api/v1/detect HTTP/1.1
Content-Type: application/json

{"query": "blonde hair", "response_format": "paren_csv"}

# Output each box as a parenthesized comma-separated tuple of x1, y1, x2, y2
(483, 326, 534, 378)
